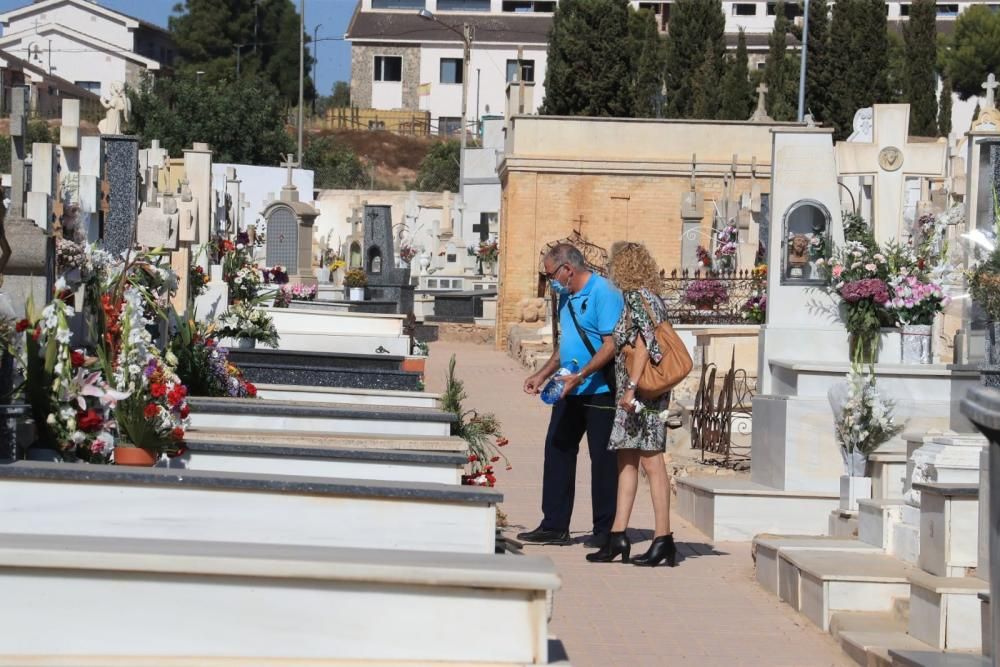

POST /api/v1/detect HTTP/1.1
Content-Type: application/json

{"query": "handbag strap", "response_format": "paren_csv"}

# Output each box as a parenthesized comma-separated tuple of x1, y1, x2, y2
(565, 298, 599, 358)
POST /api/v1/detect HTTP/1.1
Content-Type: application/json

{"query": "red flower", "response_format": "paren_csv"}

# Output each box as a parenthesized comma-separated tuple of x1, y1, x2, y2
(77, 409, 103, 433)
(143, 403, 159, 419)
(14, 319, 29, 333)
(31, 326, 41, 342)
(170, 427, 185, 441)
(168, 445, 188, 458)
(496, 437, 509, 447)
(245, 382, 257, 397)
(180, 404, 190, 419)
(149, 383, 167, 398)
(468, 454, 478, 462)
(167, 385, 188, 408)
(70, 350, 86, 368)
(490, 456, 500, 463)
(206, 338, 215, 347)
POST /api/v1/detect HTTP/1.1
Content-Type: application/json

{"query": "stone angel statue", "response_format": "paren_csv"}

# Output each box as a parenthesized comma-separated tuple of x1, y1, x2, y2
(98, 81, 130, 135)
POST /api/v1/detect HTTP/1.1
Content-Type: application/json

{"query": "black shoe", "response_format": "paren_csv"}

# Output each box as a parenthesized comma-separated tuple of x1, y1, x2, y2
(585, 531, 631, 563)
(516, 525, 572, 545)
(632, 534, 677, 567)
(583, 531, 610, 549)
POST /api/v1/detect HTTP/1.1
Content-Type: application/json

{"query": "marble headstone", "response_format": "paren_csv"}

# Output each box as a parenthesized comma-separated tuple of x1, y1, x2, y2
(101, 136, 140, 257)
(364, 205, 413, 314)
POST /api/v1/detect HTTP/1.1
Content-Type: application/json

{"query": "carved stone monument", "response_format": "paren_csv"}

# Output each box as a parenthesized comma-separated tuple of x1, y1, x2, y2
(362, 204, 413, 315)
(262, 155, 318, 286)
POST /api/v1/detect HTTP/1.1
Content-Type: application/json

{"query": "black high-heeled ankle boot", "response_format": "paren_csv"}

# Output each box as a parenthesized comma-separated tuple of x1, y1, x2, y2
(585, 531, 631, 563)
(631, 534, 677, 567)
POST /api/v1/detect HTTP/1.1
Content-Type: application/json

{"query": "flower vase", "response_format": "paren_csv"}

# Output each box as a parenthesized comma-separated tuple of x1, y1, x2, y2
(901, 324, 933, 364)
(317, 268, 330, 283)
(839, 474, 872, 512)
(114, 446, 157, 467)
(349, 287, 365, 302)
(848, 333, 879, 364)
(842, 449, 868, 477)
(235, 338, 255, 349)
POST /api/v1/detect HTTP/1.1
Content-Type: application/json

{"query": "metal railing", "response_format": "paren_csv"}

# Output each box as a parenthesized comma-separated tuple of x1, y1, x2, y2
(690, 351, 753, 467)
(659, 268, 761, 326)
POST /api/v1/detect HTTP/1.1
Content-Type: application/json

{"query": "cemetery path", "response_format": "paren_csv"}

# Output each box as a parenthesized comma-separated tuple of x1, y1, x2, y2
(426, 342, 853, 667)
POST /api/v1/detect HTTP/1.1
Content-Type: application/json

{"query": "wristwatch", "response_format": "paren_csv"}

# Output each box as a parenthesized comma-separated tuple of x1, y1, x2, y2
(625, 379, 638, 391)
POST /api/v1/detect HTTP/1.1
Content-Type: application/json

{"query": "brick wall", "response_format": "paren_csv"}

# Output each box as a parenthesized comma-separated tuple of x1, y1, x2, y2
(497, 170, 770, 347)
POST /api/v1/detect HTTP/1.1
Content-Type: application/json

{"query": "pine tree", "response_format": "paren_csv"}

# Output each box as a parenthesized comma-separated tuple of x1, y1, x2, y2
(764, 0, 797, 121)
(804, 0, 831, 122)
(629, 7, 665, 118)
(692, 38, 722, 119)
(663, 0, 726, 118)
(938, 77, 953, 137)
(720, 29, 753, 120)
(540, 0, 637, 116)
(904, 0, 938, 136)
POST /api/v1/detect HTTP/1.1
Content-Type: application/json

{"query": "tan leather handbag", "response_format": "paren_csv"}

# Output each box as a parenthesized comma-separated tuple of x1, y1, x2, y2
(623, 294, 693, 401)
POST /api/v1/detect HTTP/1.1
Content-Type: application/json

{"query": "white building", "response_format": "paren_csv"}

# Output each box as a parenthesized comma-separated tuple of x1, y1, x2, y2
(0, 0, 174, 98)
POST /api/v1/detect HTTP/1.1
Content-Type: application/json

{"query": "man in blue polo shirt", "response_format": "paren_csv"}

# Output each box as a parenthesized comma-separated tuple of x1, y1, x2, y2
(519, 243, 624, 548)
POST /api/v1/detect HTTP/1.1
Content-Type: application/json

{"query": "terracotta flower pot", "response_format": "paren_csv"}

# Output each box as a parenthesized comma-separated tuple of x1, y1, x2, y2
(114, 446, 157, 467)
(401, 357, 426, 374)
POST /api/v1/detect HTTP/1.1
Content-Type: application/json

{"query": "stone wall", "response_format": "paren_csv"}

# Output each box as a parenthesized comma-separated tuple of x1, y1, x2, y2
(435, 322, 495, 345)
(350, 44, 421, 110)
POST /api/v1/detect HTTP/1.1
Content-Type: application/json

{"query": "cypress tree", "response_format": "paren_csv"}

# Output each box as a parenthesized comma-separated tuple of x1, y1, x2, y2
(630, 7, 665, 118)
(764, 0, 797, 121)
(804, 0, 831, 123)
(720, 29, 753, 120)
(904, 0, 938, 136)
(938, 77, 953, 137)
(826, 0, 891, 140)
(663, 0, 726, 118)
(540, 0, 635, 116)
(692, 38, 722, 119)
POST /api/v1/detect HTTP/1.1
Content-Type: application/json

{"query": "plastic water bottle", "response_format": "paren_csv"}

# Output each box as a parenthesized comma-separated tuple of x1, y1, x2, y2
(540, 359, 580, 405)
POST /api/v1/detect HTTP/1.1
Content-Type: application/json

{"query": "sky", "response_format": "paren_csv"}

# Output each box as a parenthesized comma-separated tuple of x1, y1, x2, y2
(0, 0, 358, 95)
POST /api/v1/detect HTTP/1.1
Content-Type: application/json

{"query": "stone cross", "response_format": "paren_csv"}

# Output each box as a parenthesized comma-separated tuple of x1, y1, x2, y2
(27, 142, 55, 233)
(983, 73, 998, 111)
(749, 83, 772, 123)
(238, 192, 250, 230)
(8, 86, 29, 220)
(835, 104, 948, 244)
(281, 153, 299, 188)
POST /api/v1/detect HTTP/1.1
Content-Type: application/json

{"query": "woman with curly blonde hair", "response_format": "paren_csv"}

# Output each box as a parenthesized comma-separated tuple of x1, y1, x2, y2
(586, 241, 676, 567)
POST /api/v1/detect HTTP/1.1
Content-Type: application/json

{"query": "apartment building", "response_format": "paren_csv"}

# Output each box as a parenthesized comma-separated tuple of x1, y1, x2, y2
(0, 0, 174, 99)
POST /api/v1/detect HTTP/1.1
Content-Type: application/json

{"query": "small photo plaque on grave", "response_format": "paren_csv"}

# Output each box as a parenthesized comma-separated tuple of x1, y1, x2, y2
(780, 199, 831, 286)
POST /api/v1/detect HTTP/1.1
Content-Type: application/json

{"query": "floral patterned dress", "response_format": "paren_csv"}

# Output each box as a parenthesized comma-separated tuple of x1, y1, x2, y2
(609, 287, 670, 452)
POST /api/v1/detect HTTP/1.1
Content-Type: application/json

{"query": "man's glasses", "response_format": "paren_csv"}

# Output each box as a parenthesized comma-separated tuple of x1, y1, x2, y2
(543, 263, 568, 280)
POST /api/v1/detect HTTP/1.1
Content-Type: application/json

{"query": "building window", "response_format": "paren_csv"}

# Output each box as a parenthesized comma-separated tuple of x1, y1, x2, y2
(439, 117, 462, 136)
(766, 1, 799, 17)
(900, 3, 911, 16)
(506, 59, 535, 83)
(371, 0, 425, 8)
(937, 4, 959, 16)
(374, 55, 403, 82)
(437, 0, 490, 10)
(440, 58, 463, 84)
(502, 1, 556, 12)
(75, 81, 101, 94)
(733, 3, 757, 16)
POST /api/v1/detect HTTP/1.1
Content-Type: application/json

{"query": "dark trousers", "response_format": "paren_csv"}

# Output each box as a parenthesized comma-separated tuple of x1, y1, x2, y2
(540, 392, 618, 535)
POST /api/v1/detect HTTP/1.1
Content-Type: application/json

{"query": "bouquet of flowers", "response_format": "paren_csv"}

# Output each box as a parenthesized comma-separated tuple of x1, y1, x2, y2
(829, 365, 904, 475)
(714, 224, 738, 271)
(888, 273, 948, 325)
(741, 294, 767, 324)
(475, 240, 499, 264)
(105, 287, 189, 458)
(809, 234, 828, 260)
(191, 264, 210, 298)
(226, 264, 264, 302)
(684, 279, 729, 309)
(170, 317, 258, 399)
(399, 244, 418, 264)
(263, 265, 290, 285)
(695, 245, 712, 269)
(967, 194, 1000, 322)
(217, 302, 279, 348)
(825, 237, 893, 361)
(344, 269, 368, 288)
(56, 238, 87, 274)
(286, 283, 317, 301)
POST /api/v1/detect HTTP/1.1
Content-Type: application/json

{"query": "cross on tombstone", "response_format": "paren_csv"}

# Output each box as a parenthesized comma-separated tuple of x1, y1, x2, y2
(8, 86, 28, 221)
(835, 104, 947, 245)
(281, 153, 299, 188)
(572, 214, 585, 236)
(983, 73, 998, 111)
(749, 83, 772, 122)
(471, 215, 490, 242)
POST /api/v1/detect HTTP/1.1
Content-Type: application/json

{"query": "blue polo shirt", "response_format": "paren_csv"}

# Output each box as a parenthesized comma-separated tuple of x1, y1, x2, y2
(558, 273, 624, 396)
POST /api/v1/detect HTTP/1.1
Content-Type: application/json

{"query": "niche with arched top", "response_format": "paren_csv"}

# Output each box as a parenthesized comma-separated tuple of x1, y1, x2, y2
(368, 247, 383, 274)
(781, 199, 831, 285)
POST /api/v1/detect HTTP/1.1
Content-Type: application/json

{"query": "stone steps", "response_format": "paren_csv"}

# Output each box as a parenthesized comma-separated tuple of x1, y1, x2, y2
(753, 535, 880, 598)
(838, 630, 936, 667)
(0, 533, 562, 665)
(907, 571, 988, 652)
(171, 439, 466, 485)
(255, 383, 441, 409)
(187, 396, 455, 437)
(0, 461, 499, 554)
(185, 428, 469, 453)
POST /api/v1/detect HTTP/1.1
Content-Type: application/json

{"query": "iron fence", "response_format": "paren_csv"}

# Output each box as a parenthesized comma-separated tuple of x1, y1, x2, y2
(658, 268, 762, 326)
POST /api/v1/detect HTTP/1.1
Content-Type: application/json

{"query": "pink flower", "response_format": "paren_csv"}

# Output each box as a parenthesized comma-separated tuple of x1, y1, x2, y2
(865, 263, 877, 272)
(832, 266, 844, 278)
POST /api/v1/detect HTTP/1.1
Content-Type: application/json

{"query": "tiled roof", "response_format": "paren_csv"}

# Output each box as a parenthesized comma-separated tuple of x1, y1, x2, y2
(347, 11, 552, 45)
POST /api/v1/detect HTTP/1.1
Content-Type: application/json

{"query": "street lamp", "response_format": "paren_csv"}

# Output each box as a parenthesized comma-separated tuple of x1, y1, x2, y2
(312, 23, 322, 115)
(418, 9, 473, 203)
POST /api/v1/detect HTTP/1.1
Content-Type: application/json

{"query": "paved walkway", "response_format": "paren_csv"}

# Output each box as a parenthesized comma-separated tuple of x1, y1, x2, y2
(425, 342, 852, 667)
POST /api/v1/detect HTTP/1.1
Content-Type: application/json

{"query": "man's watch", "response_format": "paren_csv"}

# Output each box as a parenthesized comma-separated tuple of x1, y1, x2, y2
(625, 379, 638, 391)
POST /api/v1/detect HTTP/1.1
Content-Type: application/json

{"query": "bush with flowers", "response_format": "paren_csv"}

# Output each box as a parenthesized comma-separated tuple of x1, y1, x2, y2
(714, 224, 738, 271)
(170, 316, 257, 399)
(344, 268, 368, 288)
(683, 279, 729, 309)
(439, 355, 509, 487)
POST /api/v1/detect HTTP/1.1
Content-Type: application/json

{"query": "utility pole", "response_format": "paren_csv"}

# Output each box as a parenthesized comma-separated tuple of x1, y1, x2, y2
(797, 0, 810, 122)
(298, 0, 305, 165)
(312, 23, 322, 116)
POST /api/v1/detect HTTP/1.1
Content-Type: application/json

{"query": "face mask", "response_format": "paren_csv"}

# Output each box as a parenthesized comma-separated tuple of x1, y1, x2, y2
(550, 279, 569, 295)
